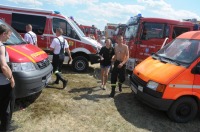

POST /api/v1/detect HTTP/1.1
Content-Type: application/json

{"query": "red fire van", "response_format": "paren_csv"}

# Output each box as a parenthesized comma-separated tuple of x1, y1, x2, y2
(0, 19, 53, 98)
(0, 5, 102, 72)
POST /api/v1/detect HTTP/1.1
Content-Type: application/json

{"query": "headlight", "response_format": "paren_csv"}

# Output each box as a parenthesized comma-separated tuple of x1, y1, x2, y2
(147, 81, 158, 90)
(11, 62, 36, 72)
(92, 45, 101, 53)
(147, 81, 166, 92)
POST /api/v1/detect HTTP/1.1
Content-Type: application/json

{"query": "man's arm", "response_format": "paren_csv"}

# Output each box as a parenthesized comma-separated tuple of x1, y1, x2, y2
(49, 47, 54, 51)
(121, 45, 129, 65)
(65, 48, 72, 62)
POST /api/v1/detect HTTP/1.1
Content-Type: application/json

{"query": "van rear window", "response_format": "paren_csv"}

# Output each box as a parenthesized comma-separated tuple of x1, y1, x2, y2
(11, 13, 46, 35)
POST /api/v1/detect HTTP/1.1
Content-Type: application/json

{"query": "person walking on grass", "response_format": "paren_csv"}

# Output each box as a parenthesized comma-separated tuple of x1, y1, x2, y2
(109, 35, 129, 98)
(50, 28, 72, 89)
(99, 38, 114, 90)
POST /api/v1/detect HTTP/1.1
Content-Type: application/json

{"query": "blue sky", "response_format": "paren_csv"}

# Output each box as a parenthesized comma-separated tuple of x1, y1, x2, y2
(0, 0, 199, 30)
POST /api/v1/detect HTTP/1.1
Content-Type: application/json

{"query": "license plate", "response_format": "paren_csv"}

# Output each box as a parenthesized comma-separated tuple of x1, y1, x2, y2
(46, 74, 52, 84)
(138, 85, 143, 92)
(131, 85, 137, 94)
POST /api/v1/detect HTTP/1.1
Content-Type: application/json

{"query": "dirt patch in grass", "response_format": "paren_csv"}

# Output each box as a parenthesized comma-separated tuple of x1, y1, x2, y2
(14, 64, 200, 132)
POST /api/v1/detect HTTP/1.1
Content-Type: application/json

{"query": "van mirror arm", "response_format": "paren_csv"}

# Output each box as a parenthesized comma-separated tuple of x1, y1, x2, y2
(161, 37, 169, 49)
(191, 65, 200, 74)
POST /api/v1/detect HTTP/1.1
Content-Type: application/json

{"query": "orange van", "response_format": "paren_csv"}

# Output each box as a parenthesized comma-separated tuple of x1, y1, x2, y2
(130, 31, 200, 123)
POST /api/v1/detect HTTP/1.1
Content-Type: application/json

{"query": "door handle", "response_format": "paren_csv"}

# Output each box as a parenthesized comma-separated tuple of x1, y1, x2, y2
(41, 35, 46, 40)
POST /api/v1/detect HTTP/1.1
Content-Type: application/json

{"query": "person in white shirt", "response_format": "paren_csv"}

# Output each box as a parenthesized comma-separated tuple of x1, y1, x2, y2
(24, 24, 37, 46)
(50, 28, 72, 89)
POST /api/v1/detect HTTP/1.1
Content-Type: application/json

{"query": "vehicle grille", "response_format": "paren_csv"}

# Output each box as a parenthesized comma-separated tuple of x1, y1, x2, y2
(37, 58, 51, 69)
(130, 73, 147, 87)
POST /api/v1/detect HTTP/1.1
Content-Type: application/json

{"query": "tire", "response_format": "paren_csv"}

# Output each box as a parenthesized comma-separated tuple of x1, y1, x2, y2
(167, 97, 198, 123)
(72, 56, 89, 72)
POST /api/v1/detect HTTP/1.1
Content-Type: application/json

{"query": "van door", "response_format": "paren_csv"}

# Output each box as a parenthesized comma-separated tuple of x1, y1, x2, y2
(193, 60, 200, 95)
(138, 22, 166, 61)
(11, 13, 47, 49)
(192, 42, 200, 95)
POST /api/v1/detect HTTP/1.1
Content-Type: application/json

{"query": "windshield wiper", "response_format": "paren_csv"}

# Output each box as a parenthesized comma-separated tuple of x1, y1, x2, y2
(161, 57, 180, 66)
(152, 53, 161, 60)
(3, 42, 11, 45)
(20, 41, 27, 44)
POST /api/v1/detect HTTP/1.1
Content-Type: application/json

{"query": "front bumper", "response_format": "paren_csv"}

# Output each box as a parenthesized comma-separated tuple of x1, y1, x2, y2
(130, 75, 173, 111)
(126, 58, 136, 71)
(89, 54, 100, 64)
(13, 64, 53, 98)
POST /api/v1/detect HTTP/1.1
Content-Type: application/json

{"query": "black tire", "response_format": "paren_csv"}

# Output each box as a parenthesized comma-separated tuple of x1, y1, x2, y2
(72, 56, 89, 72)
(167, 97, 198, 123)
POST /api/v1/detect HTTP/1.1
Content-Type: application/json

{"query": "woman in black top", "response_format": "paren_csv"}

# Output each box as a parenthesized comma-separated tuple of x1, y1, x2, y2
(99, 39, 114, 90)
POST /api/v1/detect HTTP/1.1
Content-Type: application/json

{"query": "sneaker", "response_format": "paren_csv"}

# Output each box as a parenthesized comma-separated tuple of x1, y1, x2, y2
(101, 84, 104, 89)
(63, 80, 68, 89)
(102, 85, 106, 90)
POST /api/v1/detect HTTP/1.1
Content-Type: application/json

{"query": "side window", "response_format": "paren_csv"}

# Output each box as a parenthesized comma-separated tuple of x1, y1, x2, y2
(172, 27, 190, 39)
(165, 25, 170, 37)
(53, 18, 78, 39)
(11, 13, 46, 35)
(141, 23, 165, 40)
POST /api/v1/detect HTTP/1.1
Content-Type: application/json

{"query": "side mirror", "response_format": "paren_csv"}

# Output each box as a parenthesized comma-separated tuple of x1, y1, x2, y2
(191, 64, 200, 74)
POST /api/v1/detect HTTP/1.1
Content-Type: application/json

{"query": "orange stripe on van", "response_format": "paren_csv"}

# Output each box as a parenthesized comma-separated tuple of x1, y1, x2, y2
(6, 46, 36, 63)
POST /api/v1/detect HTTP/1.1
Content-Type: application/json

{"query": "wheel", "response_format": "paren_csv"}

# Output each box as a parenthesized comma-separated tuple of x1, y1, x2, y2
(167, 97, 198, 123)
(72, 56, 88, 72)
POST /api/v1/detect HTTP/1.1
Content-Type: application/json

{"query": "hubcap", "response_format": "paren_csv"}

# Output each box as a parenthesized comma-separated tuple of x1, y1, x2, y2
(75, 61, 85, 71)
(177, 104, 191, 117)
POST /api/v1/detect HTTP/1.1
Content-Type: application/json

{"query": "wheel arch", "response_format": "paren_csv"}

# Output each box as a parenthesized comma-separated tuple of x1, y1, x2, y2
(170, 95, 200, 109)
(167, 95, 199, 123)
(72, 51, 90, 61)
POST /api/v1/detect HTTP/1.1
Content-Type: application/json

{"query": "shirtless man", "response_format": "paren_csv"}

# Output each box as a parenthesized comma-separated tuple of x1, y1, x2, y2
(109, 35, 129, 98)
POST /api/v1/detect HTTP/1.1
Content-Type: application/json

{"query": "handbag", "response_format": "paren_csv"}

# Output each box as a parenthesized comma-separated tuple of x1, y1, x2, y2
(57, 37, 65, 61)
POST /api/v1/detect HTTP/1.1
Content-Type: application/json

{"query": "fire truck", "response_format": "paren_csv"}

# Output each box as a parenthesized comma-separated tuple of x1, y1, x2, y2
(79, 25, 100, 40)
(125, 14, 199, 73)
(112, 24, 126, 44)
(104, 23, 118, 39)
(0, 5, 102, 72)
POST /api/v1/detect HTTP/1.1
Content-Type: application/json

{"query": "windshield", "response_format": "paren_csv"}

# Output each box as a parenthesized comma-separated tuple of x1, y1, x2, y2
(69, 19, 85, 37)
(124, 24, 138, 40)
(0, 20, 26, 45)
(157, 38, 200, 64)
(114, 28, 119, 35)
